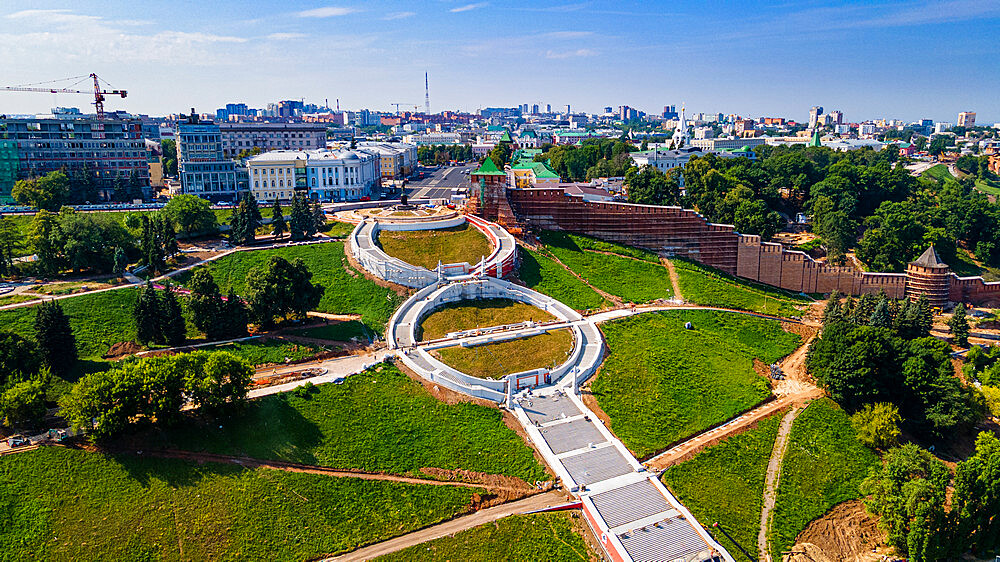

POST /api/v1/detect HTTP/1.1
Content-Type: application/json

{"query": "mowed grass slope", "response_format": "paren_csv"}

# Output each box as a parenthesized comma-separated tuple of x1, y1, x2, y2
(378, 223, 493, 270)
(434, 329, 574, 379)
(593, 310, 800, 458)
(146, 364, 548, 482)
(418, 298, 556, 341)
(673, 258, 808, 318)
(376, 512, 594, 562)
(663, 412, 783, 562)
(518, 248, 607, 312)
(540, 231, 673, 303)
(0, 447, 476, 561)
(178, 241, 401, 329)
(768, 399, 879, 561)
(206, 339, 327, 367)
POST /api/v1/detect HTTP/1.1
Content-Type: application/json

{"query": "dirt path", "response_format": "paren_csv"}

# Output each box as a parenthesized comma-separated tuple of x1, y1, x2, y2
(543, 251, 623, 306)
(662, 258, 683, 301)
(77, 445, 537, 494)
(324, 491, 568, 561)
(646, 337, 823, 471)
(758, 405, 805, 562)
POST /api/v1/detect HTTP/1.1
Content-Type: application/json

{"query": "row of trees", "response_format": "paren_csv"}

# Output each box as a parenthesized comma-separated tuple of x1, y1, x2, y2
(134, 283, 186, 347)
(59, 351, 253, 439)
(11, 169, 146, 210)
(862, 435, 1000, 560)
(533, 139, 638, 182)
(228, 194, 324, 246)
(417, 144, 474, 165)
(808, 292, 985, 438)
(0, 301, 77, 427)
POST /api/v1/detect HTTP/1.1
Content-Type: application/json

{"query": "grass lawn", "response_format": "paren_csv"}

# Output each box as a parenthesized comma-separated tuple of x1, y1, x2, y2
(0, 293, 39, 306)
(176, 241, 401, 330)
(206, 339, 327, 367)
(593, 310, 800, 458)
(144, 363, 549, 482)
(418, 298, 556, 341)
(434, 329, 574, 379)
(673, 258, 809, 317)
(974, 178, 1000, 197)
(540, 231, 673, 303)
(0, 446, 477, 561)
(663, 412, 783, 562)
(518, 247, 607, 312)
(922, 163, 955, 182)
(947, 248, 1000, 282)
(0, 288, 200, 361)
(377, 223, 492, 270)
(292, 320, 370, 342)
(376, 512, 594, 562)
(768, 399, 879, 561)
(323, 220, 355, 239)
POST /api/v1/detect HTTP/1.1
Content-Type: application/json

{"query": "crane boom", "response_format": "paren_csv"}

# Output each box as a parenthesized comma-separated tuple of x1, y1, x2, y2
(1, 73, 126, 119)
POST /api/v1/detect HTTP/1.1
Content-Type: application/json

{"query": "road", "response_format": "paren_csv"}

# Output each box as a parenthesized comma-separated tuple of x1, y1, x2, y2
(325, 491, 568, 562)
(402, 164, 476, 200)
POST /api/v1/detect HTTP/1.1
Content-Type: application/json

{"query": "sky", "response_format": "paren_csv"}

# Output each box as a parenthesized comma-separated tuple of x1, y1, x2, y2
(0, 0, 998, 123)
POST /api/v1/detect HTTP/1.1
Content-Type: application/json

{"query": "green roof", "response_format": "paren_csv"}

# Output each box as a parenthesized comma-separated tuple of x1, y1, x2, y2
(473, 156, 506, 176)
(487, 125, 505, 131)
(499, 131, 513, 143)
(511, 161, 559, 179)
(808, 128, 822, 147)
(518, 130, 537, 138)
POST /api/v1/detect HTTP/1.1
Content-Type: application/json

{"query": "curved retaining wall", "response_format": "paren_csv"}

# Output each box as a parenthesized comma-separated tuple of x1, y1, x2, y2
(351, 215, 519, 289)
(388, 277, 602, 404)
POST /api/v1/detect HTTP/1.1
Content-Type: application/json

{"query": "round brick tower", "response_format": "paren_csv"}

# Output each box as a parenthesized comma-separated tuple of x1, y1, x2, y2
(905, 245, 951, 309)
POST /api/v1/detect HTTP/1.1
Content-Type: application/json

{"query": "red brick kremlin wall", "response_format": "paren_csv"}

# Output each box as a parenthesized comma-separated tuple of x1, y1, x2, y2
(503, 188, 1000, 304)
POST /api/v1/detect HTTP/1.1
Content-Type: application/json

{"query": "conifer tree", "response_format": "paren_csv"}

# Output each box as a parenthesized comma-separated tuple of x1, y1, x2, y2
(244, 192, 262, 239)
(916, 295, 934, 336)
(112, 246, 127, 277)
(159, 284, 186, 347)
(134, 282, 161, 345)
(187, 269, 225, 341)
(271, 199, 287, 239)
(310, 200, 325, 235)
(228, 202, 246, 245)
(949, 303, 970, 347)
(870, 298, 892, 328)
(288, 195, 308, 241)
(223, 289, 249, 338)
(822, 290, 842, 324)
(34, 300, 77, 375)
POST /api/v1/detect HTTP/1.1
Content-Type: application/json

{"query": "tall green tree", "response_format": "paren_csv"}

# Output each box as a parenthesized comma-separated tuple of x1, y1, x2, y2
(0, 216, 21, 278)
(948, 303, 970, 347)
(134, 282, 161, 345)
(163, 194, 218, 237)
(271, 199, 287, 239)
(12, 171, 70, 210)
(222, 289, 249, 339)
(158, 284, 187, 347)
(310, 200, 325, 234)
(112, 246, 128, 277)
(33, 300, 77, 376)
(244, 256, 323, 326)
(27, 210, 64, 276)
(187, 268, 225, 340)
(0, 379, 47, 426)
(0, 331, 41, 388)
(952, 431, 1000, 555)
(288, 194, 309, 241)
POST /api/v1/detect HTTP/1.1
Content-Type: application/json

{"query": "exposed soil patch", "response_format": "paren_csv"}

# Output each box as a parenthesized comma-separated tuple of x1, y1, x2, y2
(785, 500, 885, 562)
(103, 341, 144, 360)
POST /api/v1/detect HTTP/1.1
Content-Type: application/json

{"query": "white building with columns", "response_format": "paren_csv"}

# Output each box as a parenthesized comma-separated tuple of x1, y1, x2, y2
(246, 149, 380, 203)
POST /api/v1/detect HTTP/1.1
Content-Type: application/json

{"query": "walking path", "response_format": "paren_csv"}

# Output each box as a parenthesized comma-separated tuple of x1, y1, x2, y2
(324, 491, 567, 562)
(758, 406, 805, 562)
(248, 349, 392, 399)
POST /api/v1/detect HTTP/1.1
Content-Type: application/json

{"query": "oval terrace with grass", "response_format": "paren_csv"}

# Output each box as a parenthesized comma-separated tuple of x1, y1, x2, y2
(352, 207, 735, 562)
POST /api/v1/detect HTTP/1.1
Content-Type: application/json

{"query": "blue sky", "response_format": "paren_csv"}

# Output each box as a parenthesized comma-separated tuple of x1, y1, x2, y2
(1, 0, 998, 123)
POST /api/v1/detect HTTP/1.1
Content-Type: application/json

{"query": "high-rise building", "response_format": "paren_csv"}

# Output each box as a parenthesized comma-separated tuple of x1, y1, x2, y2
(176, 110, 241, 201)
(532, 104, 539, 115)
(828, 110, 844, 125)
(0, 112, 150, 201)
(662, 105, 678, 119)
(546, 104, 551, 113)
(565, 104, 571, 114)
(958, 111, 976, 127)
(808, 106, 824, 128)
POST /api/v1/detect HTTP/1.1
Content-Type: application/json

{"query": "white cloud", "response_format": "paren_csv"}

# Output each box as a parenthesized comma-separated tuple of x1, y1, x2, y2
(296, 6, 359, 18)
(383, 11, 416, 20)
(450, 3, 487, 13)
(545, 48, 597, 59)
(267, 32, 307, 40)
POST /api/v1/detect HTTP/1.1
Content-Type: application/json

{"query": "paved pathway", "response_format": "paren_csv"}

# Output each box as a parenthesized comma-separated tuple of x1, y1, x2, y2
(324, 491, 567, 562)
(248, 349, 393, 399)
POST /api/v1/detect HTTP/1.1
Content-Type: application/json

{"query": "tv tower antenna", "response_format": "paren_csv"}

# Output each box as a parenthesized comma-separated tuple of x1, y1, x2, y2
(424, 72, 430, 115)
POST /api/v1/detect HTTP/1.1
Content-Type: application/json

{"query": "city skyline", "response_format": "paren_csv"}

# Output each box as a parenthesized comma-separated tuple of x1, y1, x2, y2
(0, 0, 998, 122)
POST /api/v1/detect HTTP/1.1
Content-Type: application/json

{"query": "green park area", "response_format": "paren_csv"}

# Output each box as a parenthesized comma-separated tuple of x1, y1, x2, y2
(205, 338, 328, 367)
(0, 446, 478, 561)
(518, 247, 607, 311)
(143, 364, 548, 482)
(178, 241, 401, 329)
(768, 399, 879, 561)
(376, 512, 594, 561)
(673, 258, 809, 317)
(378, 222, 492, 270)
(418, 298, 556, 341)
(539, 231, 674, 303)
(663, 412, 783, 561)
(290, 319, 371, 343)
(433, 329, 574, 379)
(922, 163, 955, 183)
(593, 309, 800, 458)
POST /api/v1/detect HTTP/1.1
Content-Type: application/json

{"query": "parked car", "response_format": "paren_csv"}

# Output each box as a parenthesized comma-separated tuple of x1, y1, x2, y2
(7, 435, 29, 448)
